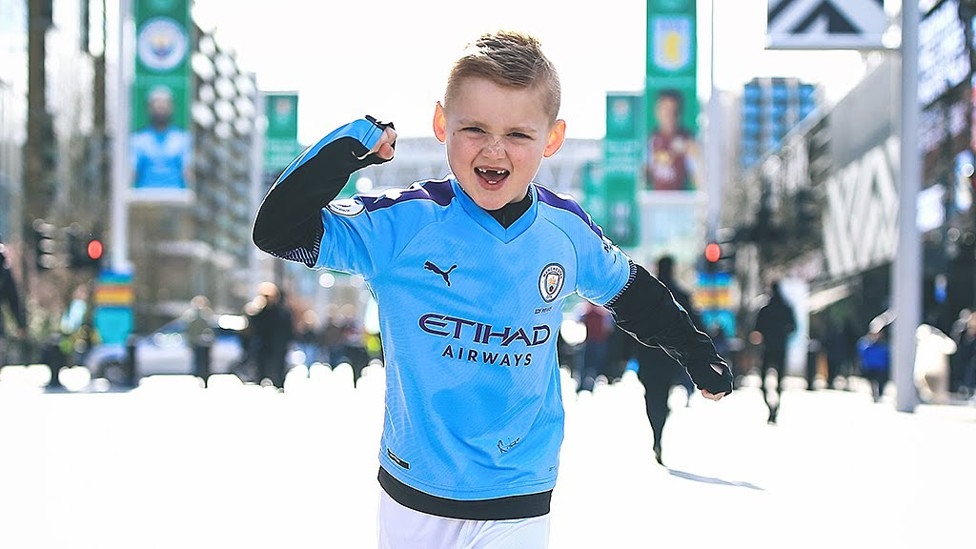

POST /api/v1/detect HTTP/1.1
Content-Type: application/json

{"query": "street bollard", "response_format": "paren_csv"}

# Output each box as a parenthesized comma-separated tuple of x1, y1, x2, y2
(42, 336, 66, 390)
(125, 335, 138, 387)
(806, 339, 821, 390)
(194, 343, 212, 386)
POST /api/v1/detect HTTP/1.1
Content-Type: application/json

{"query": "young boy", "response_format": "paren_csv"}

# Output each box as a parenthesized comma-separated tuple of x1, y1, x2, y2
(253, 30, 732, 548)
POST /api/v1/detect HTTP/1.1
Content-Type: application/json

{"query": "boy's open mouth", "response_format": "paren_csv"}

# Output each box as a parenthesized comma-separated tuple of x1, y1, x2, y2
(476, 167, 509, 185)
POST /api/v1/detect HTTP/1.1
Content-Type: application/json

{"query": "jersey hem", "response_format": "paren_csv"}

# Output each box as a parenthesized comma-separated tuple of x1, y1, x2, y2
(378, 454, 557, 500)
(378, 466, 553, 520)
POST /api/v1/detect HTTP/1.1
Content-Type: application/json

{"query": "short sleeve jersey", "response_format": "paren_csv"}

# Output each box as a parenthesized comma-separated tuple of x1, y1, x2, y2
(131, 126, 192, 189)
(314, 163, 632, 501)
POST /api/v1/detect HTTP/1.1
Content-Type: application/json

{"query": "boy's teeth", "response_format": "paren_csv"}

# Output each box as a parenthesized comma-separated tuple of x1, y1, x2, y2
(478, 168, 507, 183)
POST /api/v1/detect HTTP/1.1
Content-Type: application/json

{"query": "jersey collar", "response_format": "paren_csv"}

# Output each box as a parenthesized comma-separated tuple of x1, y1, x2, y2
(450, 178, 538, 243)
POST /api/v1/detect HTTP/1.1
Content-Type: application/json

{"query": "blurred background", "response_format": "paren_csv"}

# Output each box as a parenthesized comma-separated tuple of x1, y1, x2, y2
(0, 0, 973, 407)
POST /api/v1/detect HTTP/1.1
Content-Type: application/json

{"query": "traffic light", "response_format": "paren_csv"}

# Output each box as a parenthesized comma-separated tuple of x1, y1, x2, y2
(703, 231, 737, 274)
(86, 238, 104, 264)
(703, 242, 721, 273)
(704, 242, 721, 264)
(32, 219, 57, 270)
(68, 229, 104, 271)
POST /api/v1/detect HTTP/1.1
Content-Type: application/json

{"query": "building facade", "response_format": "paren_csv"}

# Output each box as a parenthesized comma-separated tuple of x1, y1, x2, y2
(740, 77, 820, 172)
(727, 0, 976, 364)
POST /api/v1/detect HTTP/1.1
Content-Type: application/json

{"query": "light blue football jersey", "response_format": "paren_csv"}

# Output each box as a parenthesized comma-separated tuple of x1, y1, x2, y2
(317, 177, 633, 501)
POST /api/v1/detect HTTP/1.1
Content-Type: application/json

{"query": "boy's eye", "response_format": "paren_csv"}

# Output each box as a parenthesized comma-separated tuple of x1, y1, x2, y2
(509, 132, 531, 140)
(461, 127, 486, 134)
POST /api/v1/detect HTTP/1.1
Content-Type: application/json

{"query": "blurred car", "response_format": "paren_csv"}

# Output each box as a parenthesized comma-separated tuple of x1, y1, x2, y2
(84, 315, 247, 385)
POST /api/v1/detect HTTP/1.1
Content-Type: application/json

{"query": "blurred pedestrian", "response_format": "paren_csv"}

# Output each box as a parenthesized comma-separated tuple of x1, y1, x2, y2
(631, 340, 685, 466)
(320, 306, 345, 367)
(752, 279, 797, 424)
(339, 304, 370, 386)
(183, 295, 215, 382)
(632, 254, 704, 465)
(602, 322, 633, 384)
(915, 323, 956, 404)
(948, 309, 974, 395)
(824, 315, 857, 390)
(297, 309, 323, 366)
(954, 312, 976, 398)
(575, 300, 612, 392)
(249, 282, 294, 389)
(51, 284, 92, 389)
(707, 323, 732, 362)
(856, 318, 890, 403)
(0, 242, 27, 368)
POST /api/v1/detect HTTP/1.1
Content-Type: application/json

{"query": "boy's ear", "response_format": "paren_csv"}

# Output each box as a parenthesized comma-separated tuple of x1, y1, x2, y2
(433, 102, 447, 143)
(543, 119, 566, 158)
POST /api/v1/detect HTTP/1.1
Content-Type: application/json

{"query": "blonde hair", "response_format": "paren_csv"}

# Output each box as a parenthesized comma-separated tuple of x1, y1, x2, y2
(445, 30, 561, 123)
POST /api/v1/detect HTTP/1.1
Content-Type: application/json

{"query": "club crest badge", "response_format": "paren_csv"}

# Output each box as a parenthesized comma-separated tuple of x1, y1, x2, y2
(137, 17, 189, 72)
(326, 198, 365, 216)
(539, 263, 565, 303)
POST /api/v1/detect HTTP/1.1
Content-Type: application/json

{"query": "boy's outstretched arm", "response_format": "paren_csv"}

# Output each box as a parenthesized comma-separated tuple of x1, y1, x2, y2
(252, 116, 395, 266)
(606, 262, 733, 399)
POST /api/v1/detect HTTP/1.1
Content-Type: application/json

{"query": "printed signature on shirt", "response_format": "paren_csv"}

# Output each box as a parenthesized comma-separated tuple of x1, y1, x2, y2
(497, 437, 521, 454)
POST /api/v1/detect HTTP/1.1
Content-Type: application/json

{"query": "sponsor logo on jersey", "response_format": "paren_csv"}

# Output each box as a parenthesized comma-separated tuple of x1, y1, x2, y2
(419, 314, 551, 346)
(423, 260, 457, 287)
(418, 313, 553, 368)
(538, 263, 565, 303)
(326, 198, 365, 216)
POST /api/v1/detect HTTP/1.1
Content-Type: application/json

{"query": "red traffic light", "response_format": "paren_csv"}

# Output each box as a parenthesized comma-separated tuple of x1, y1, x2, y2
(86, 239, 104, 261)
(704, 242, 721, 263)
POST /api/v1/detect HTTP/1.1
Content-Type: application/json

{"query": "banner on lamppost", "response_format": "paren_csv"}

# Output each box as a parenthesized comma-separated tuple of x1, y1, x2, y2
(580, 160, 606, 230)
(645, 0, 701, 193)
(603, 92, 642, 248)
(130, 0, 193, 198)
(263, 92, 302, 176)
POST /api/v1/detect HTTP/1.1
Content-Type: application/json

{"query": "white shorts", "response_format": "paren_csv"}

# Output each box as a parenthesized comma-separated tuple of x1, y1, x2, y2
(377, 489, 551, 549)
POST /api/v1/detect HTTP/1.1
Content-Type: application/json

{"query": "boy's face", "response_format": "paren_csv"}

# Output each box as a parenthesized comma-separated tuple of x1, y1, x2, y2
(434, 77, 565, 211)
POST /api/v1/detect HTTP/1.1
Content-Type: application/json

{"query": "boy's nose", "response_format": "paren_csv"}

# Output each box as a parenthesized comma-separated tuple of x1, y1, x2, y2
(483, 135, 505, 156)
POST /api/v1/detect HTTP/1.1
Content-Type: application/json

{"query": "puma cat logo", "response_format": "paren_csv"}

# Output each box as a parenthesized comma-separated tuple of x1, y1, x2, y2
(424, 261, 457, 287)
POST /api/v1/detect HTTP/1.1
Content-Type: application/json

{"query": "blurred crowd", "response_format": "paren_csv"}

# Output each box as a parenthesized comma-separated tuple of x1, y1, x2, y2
(233, 281, 376, 389)
(5, 240, 976, 410)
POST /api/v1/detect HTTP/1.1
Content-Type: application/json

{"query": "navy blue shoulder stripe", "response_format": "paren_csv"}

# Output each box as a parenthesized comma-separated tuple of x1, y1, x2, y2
(535, 185, 604, 238)
(361, 178, 455, 212)
(276, 118, 384, 184)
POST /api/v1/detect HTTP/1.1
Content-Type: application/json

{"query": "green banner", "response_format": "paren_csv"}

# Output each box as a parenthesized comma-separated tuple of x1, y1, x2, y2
(130, 0, 193, 191)
(645, 0, 700, 192)
(263, 92, 303, 175)
(602, 92, 642, 248)
(580, 160, 606, 229)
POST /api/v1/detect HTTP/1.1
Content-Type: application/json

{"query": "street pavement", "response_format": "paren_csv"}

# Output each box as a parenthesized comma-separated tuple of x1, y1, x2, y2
(0, 364, 973, 548)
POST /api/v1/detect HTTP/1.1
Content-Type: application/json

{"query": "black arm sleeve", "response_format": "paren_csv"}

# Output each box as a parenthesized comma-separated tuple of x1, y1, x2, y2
(605, 262, 733, 395)
(252, 116, 394, 266)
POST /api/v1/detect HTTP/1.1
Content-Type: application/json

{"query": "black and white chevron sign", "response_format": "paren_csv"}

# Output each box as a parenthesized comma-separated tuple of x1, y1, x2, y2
(766, 0, 890, 50)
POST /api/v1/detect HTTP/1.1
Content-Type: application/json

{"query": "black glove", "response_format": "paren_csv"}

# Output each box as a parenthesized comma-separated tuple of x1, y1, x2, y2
(686, 361, 734, 396)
